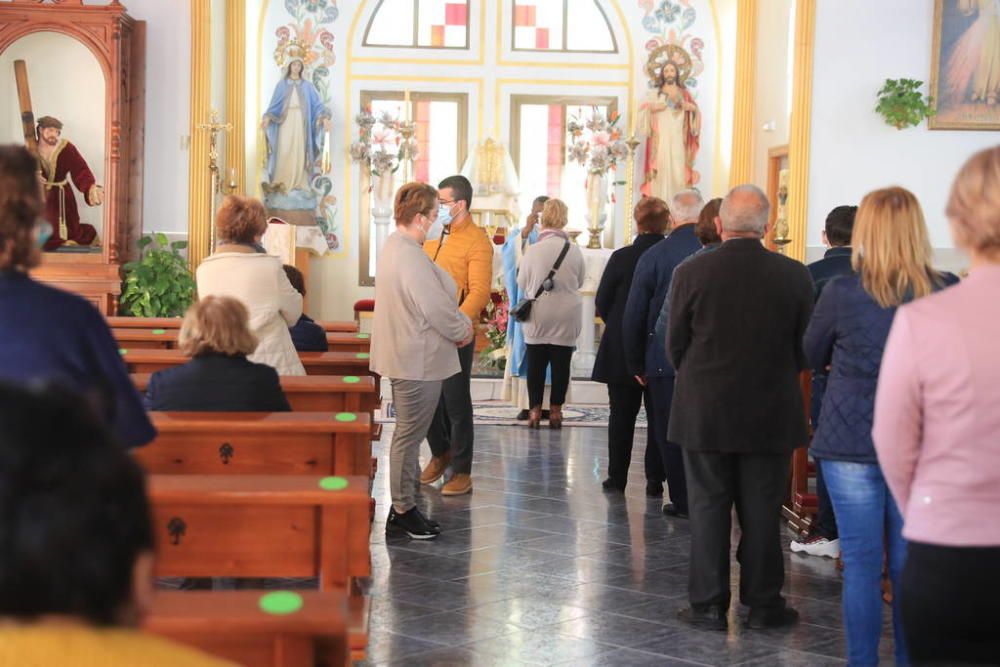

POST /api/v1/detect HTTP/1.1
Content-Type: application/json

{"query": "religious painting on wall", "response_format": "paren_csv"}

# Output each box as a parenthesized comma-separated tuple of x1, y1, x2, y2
(930, 0, 1000, 130)
(261, 0, 341, 251)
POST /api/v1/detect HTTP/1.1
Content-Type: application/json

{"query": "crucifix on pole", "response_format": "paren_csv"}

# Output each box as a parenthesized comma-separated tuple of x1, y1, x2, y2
(196, 109, 238, 251)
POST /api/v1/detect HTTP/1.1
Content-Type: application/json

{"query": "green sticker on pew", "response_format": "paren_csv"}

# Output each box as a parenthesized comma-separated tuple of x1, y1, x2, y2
(342, 376, 361, 384)
(356, 333, 370, 339)
(258, 591, 304, 615)
(119, 349, 127, 356)
(152, 328, 167, 335)
(319, 476, 349, 491)
(355, 352, 370, 359)
(335, 412, 358, 423)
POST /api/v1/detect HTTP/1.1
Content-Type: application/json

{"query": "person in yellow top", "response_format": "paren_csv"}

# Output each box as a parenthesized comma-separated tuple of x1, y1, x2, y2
(0, 383, 233, 667)
(419, 175, 494, 496)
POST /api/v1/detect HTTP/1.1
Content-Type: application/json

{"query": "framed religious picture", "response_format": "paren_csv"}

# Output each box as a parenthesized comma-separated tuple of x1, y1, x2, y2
(929, 0, 1000, 130)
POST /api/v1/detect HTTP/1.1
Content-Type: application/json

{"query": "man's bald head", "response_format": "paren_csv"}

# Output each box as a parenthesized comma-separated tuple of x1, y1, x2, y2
(719, 185, 770, 237)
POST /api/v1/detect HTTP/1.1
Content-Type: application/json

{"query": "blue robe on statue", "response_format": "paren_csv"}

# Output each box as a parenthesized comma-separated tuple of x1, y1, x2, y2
(263, 77, 330, 189)
(502, 227, 536, 380)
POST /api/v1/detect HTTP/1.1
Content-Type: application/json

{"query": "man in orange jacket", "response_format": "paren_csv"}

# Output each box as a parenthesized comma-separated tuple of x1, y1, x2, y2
(419, 175, 493, 495)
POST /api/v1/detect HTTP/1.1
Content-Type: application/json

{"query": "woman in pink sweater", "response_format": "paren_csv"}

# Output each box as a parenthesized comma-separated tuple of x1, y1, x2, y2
(873, 145, 1000, 665)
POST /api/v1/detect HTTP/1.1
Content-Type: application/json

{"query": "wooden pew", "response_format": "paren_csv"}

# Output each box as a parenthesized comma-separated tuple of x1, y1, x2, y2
(782, 370, 817, 534)
(148, 474, 371, 589)
(120, 348, 373, 377)
(107, 316, 359, 333)
(137, 412, 372, 478)
(147, 475, 371, 660)
(146, 590, 350, 667)
(132, 373, 379, 414)
(112, 328, 371, 353)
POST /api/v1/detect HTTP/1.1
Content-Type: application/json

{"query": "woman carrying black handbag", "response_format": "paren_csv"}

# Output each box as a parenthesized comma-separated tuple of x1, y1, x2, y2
(515, 198, 586, 429)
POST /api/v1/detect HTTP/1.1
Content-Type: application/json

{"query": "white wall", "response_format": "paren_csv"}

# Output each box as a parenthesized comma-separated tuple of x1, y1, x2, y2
(0, 32, 105, 231)
(125, 0, 192, 236)
(807, 0, 992, 270)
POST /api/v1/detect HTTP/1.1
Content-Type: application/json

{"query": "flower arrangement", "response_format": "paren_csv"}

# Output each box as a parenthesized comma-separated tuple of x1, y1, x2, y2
(349, 106, 419, 177)
(567, 108, 630, 175)
(480, 289, 509, 371)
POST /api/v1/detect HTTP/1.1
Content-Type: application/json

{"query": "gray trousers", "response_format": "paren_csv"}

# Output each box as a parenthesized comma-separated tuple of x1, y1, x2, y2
(390, 378, 443, 512)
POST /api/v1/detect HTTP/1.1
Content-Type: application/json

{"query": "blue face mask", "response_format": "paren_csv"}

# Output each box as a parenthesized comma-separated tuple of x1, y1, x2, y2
(425, 217, 444, 242)
(436, 203, 454, 229)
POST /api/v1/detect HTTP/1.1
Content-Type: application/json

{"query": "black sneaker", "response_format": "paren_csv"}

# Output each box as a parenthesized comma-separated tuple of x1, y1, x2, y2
(386, 507, 439, 539)
(677, 605, 728, 631)
(414, 507, 441, 532)
(744, 606, 799, 629)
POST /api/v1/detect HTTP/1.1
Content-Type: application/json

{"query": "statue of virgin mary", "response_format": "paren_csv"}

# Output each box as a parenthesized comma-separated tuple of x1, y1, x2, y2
(261, 48, 331, 193)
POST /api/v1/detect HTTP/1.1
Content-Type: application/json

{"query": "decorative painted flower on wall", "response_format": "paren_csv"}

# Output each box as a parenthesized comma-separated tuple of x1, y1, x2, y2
(286, 0, 338, 24)
(639, 0, 704, 90)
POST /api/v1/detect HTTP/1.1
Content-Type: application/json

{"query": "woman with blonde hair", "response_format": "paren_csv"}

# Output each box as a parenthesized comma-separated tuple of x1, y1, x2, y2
(370, 182, 473, 540)
(516, 198, 586, 428)
(874, 147, 1000, 663)
(144, 296, 290, 411)
(197, 195, 305, 375)
(804, 186, 957, 666)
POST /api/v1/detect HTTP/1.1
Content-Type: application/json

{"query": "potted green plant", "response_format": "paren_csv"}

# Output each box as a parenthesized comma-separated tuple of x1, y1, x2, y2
(119, 233, 196, 317)
(876, 78, 936, 130)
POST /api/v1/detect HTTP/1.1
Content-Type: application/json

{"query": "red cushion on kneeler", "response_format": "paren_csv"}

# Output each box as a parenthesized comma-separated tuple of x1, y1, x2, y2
(353, 299, 375, 313)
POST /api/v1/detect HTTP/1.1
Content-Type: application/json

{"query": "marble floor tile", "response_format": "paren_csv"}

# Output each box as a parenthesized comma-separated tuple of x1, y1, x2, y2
(358, 424, 852, 667)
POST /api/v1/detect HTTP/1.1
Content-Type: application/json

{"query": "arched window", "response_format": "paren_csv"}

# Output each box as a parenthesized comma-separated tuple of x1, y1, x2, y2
(363, 0, 470, 49)
(512, 0, 617, 53)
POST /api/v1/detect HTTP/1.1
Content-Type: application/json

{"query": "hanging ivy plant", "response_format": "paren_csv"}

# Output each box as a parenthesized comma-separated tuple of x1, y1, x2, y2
(876, 79, 936, 130)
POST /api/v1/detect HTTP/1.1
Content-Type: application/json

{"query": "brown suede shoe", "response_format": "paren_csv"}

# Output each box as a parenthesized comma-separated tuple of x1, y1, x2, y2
(441, 473, 473, 496)
(419, 454, 451, 485)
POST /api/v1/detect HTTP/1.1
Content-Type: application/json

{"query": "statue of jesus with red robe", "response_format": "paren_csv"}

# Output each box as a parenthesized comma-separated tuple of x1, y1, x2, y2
(36, 116, 103, 251)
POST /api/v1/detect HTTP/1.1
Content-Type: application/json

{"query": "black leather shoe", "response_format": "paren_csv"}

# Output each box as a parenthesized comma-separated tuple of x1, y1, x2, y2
(515, 409, 530, 421)
(744, 606, 799, 629)
(645, 481, 663, 498)
(677, 606, 728, 631)
(662, 503, 689, 518)
(602, 478, 625, 493)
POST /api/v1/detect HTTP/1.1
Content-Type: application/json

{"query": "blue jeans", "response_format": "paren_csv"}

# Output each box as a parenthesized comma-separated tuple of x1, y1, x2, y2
(821, 460, 908, 667)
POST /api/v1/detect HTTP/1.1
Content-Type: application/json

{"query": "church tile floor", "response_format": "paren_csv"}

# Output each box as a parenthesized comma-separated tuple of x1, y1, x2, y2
(362, 424, 897, 666)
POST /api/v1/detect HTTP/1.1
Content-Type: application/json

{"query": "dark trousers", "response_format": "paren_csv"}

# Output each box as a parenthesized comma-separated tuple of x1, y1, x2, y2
(526, 343, 572, 407)
(813, 463, 838, 539)
(426, 340, 474, 474)
(646, 376, 686, 508)
(684, 449, 790, 611)
(606, 382, 664, 488)
(901, 541, 1000, 665)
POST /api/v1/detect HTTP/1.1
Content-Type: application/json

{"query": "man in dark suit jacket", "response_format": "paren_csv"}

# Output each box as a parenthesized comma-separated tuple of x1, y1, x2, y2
(592, 197, 667, 493)
(668, 185, 814, 631)
(791, 205, 856, 559)
(622, 189, 704, 512)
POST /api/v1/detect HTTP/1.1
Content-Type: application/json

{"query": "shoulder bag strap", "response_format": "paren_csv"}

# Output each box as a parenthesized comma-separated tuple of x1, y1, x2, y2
(532, 240, 571, 300)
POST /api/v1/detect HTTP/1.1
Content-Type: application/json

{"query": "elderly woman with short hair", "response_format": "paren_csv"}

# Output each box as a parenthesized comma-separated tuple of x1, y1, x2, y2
(144, 296, 291, 412)
(516, 198, 586, 429)
(370, 182, 473, 540)
(197, 195, 305, 375)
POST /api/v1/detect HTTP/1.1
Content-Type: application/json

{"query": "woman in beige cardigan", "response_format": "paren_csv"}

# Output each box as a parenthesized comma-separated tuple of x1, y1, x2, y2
(370, 182, 473, 540)
(196, 196, 305, 376)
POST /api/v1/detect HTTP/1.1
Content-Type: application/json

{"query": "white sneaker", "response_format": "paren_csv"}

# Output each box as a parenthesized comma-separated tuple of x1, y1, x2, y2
(790, 535, 840, 558)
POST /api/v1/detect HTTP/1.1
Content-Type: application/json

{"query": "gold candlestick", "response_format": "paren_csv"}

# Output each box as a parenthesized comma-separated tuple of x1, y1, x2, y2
(623, 134, 641, 245)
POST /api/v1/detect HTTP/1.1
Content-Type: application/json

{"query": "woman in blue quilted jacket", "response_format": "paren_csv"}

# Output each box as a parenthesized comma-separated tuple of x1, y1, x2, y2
(804, 187, 957, 667)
